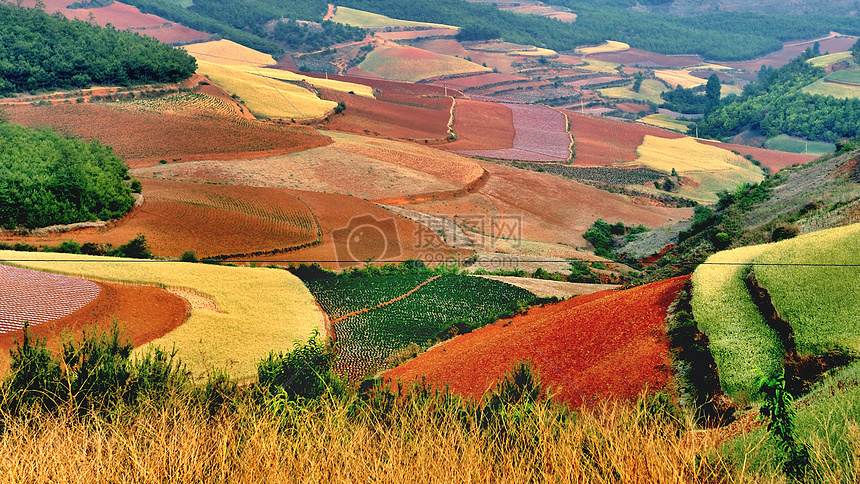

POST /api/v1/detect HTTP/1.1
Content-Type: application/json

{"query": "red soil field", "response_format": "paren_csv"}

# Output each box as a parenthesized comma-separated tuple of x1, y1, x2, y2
(567, 76, 624, 88)
(723, 35, 858, 71)
(375, 28, 460, 41)
(442, 99, 516, 152)
(554, 54, 585, 66)
(398, 159, 692, 247)
(0, 265, 100, 333)
(317, 87, 452, 141)
(225, 189, 471, 268)
(0, 267, 187, 373)
(437, 73, 529, 90)
(454, 104, 570, 162)
(4, 103, 330, 168)
(385, 276, 689, 406)
(566, 112, 685, 167)
(414, 39, 526, 75)
(587, 48, 702, 68)
(20, 0, 210, 44)
(696, 139, 816, 172)
(616, 103, 652, 114)
(0, 179, 321, 259)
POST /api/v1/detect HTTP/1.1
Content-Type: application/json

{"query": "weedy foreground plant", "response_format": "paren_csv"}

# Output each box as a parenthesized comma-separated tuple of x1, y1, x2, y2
(0, 325, 856, 483)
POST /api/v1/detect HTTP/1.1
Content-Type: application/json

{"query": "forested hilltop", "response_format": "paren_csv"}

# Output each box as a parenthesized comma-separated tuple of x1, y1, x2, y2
(0, 119, 136, 229)
(0, 3, 196, 95)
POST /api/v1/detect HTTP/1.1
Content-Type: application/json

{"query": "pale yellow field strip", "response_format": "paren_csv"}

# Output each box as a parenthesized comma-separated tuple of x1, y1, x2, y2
(236, 66, 374, 98)
(332, 6, 456, 30)
(576, 40, 629, 55)
(510, 47, 558, 57)
(0, 251, 323, 379)
(196, 60, 336, 119)
(183, 39, 276, 67)
(808, 51, 853, 68)
(632, 136, 758, 174)
(655, 69, 707, 89)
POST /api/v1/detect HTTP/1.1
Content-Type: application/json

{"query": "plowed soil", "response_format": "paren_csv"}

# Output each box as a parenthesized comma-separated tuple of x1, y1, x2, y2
(567, 112, 685, 167)
(586, 48, 701, 68)
(442, 99, 516, 151)
(385, 276, 689, 406)
(317, 87, 452, 140)
(0, 274, 187, 373)
(4, 103, 330, 168)
(0, 179, 321, 259)
(724, 36, 858, 71)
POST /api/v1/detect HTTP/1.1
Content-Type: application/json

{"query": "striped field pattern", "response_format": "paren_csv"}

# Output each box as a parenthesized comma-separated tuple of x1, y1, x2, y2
(0, 265, 100, 333)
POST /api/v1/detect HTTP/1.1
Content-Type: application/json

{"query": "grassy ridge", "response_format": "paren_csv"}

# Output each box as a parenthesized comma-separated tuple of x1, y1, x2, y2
(0, 251, 322, 378)
(752, 223, 860, 357)
(691, 244, 784, 403)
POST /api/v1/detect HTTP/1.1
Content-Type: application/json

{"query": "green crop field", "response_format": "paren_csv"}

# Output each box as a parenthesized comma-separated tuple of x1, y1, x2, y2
(638, 114, 694, 133)
(764, 134, 835, 155)
(308, 274, 535, 379)
(752, 223, 860, 357)
(0, 251, 322, 379)
(691, 244, 784, 403)
(807, 51, 854, 68)
(825, 68, 860, 84)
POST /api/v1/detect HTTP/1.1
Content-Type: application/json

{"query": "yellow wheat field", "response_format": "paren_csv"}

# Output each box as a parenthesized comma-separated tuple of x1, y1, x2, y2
(332, 6, 455, 30)
(196, 60, 336, 119)
(242, 66, 374, 98)
(632, 136, 764, 203)
(576, 40, 630, 55)
(0, 251, 323, 379)
(183, 39, 277, 67)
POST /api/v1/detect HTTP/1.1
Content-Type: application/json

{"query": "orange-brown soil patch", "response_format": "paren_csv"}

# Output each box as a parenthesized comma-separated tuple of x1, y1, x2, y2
(0, 179, 320, 259)
(385, 276, 688, 406)
(299, 72, 457, 99)
(696, 139, 816, 172)
(20, 0, 211, 44)
(414, 39, 524, 75)
(442, 99, 515, 151)
(225, 190, 471, 269)
(4, 103, 329, 168)
(398, 159, 692, 247)
(440, 73, 528, 90)
(317, 87, 451, 140)
(587, 48, 701, 68)
(616, 103, 652, 114)
(567, 112, 685, 167)
(724, 36, 858, 71)
(375, 28, 460, 41)
(0, 276, 186, 373)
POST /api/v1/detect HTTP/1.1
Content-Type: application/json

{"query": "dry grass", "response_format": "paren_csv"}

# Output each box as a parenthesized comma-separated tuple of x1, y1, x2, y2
(183, 39, 276, 67)
(0, 251, 322, 379)
(0, 392, 741, 483)
(576, 40, 630, 55)
(196, 60, 336, 119)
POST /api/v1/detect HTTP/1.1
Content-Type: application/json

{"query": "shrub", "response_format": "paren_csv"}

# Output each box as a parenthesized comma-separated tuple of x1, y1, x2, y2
(257, 330, 342, 401)
(180, 250, 199, 263)
(771, 222, 800, 242)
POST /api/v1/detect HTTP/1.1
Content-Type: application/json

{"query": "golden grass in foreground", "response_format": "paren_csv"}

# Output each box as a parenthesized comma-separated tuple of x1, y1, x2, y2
(0, 251, 322, 379)
(576, 40, 630, 55)
(196, 60, 336, 119)
(0, 393, 738, 483)
(332, 6, 456, 30)
(183, 39, 276, 67)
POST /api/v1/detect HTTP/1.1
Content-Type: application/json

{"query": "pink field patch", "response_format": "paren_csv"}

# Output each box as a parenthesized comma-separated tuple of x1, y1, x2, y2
(455, 104, 570, 161)
(437, 72, 528, 90)
(0, 265, 100, 333)
(587, 48, 701, 68)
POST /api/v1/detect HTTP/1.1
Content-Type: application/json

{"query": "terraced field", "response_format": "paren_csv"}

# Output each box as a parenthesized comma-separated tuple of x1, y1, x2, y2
(1, 251, 323, 379)
(359, 43, 490, 83)
(307, 274, 535, 380)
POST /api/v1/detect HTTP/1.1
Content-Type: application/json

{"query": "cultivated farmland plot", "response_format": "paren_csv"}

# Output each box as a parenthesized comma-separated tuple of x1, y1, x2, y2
(0, 265, 100, 333)
(1, 251, 323, 379)
(455, 104, 571, 162)
(307, 274, 534, 380)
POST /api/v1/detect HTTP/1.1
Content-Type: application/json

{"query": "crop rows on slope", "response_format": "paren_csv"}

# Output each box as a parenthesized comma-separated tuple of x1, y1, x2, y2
(455, 104, 571, 162)
(305, 273, 435, 321)
(0, 264, 100, 333)
(327, 275, 535, 380)
(114, 93, 247, 121)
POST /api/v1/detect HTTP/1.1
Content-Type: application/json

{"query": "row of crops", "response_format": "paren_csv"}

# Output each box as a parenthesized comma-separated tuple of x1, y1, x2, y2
(691, 223, 860, 403)
(306, 274, 535, 380)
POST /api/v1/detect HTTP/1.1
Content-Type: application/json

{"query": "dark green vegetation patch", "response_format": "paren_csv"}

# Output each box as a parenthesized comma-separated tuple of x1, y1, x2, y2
(0, 122, 135, 229)
(0, 3, 196, 94)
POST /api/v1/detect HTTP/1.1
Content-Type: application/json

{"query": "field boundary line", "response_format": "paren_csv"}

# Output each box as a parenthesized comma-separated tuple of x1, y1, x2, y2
(330, 274, 441, 324)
